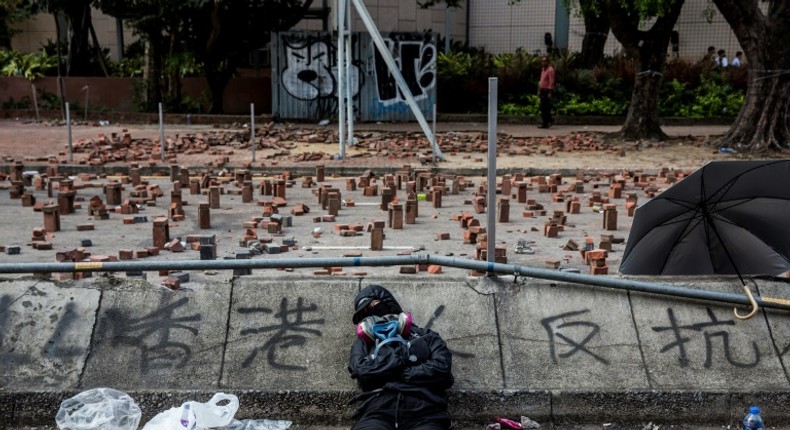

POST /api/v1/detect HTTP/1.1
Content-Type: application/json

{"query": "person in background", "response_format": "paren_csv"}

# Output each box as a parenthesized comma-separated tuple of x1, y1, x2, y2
(537, 56, 556, 129)
(703, 46, 716, 66)
(348, 284, 454, 430)
(732, 51, 743, 67)
(716, 49, 729, 68)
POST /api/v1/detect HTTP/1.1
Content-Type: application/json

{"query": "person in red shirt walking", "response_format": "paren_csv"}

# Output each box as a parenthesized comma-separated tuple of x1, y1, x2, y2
(538, 56, 556, 128)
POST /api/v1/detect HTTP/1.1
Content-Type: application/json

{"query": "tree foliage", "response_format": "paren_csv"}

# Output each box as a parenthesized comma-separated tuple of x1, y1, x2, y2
(96, 0, 313, 113)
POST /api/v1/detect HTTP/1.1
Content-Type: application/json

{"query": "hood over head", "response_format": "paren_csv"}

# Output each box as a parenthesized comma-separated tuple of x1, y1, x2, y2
(352, 284, 403, 324)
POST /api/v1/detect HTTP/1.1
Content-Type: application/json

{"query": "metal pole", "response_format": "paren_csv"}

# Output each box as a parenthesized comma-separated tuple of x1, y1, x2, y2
(66, 102, 73, 162)
(486, 77, 497, 272)
(444, 5, 451, 54)
(0, 255, 787, 313)
(158, 102, 165, 161)
(31, 84, 40, 122)
(83, 84, 89, 121)
(432, 103, 437, 141)
(351, 0, 445, 160)
(250, 103, 256, 162)
(345, 0, 354, 147)
(337, 0, 346, 160)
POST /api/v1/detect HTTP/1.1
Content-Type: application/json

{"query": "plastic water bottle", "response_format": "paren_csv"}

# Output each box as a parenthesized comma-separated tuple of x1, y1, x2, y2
(742, 405, 764, 430)
(180, 402, 192, 428)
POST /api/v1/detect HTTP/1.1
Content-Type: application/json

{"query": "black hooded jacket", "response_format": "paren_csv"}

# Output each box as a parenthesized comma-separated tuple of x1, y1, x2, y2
(348, 285, 454, 408)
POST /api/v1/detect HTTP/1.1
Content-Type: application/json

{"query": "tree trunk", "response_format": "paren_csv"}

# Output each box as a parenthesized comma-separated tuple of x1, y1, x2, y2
(64, 1, 93, 76)
(606, 0, 684, 141)
(621, 71, 667, 140)
(580, 1, 610, 67)
(712, 0, 790, 151)
(88, 20, 110, 77)
(0, 5, 13, 49)
(206, 66, 231, 114)
(720, 64, 790, 151)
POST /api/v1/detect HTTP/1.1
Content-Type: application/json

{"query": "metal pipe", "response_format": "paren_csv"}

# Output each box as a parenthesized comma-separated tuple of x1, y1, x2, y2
(31, 83, 40, 122)
(1, 255, 788, 312)
(66, 102, 73, 162)
(337, 0, 346, 160)
(351, 0, 445, 160)
(345, 0, 354, 148)
(250, 103, 256, 162)
(158, 102, 165, 161)
(83, 84, 89, 121)
(486, 77, 497, 271)
(444, 5, 451, 54)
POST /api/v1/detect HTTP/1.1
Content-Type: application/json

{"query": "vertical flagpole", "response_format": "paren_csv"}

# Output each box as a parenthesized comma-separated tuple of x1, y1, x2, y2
(345, 0, 354, 147)
(337, 0, 346, 159)
(486, 77, 497, 273)
(250, 103, 256, 162)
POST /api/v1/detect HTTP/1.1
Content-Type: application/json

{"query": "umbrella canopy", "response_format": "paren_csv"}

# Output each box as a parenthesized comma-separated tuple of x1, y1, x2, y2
(620, 160, 790, 276)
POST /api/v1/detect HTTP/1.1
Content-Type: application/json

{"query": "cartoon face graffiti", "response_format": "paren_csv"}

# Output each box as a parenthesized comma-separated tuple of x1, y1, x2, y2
(282, 40, 336, 101)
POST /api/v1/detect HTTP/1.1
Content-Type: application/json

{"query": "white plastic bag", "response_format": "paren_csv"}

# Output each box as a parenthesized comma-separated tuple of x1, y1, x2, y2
(222, 419, 292, 430)
(55, 388, 141, 430)
(192, 393, 239, 428)
(142, 393, 239, 430)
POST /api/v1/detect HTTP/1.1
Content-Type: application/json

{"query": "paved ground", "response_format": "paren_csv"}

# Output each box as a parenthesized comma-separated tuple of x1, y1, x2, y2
(0, 120, 757, 283)
(4, 120, 789, 430)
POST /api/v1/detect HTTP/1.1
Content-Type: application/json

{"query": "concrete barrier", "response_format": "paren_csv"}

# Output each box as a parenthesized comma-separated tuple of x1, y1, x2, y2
(1, 275, 789, 427)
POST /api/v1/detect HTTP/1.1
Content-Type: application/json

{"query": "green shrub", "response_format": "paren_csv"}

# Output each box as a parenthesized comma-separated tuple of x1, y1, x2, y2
(659, 78, 743, 118)
(0, 49, 57, 79)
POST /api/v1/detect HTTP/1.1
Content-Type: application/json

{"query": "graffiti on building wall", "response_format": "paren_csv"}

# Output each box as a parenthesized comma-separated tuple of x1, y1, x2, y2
(278, 33, 361, 117)
(373, 33, 436, 106)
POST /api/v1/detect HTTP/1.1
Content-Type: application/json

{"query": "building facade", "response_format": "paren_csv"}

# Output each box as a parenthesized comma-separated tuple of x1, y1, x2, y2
(11, 1, 747, 62)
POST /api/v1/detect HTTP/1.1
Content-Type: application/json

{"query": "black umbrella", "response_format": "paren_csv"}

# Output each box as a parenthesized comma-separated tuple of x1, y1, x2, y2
(620, 160, 790, 278)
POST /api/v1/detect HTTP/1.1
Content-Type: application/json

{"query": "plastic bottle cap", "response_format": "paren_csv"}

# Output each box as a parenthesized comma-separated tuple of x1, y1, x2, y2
(749, 406, 761, 414)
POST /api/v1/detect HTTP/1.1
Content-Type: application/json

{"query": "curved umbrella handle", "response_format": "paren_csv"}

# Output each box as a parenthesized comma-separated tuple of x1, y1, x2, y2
(734, 284, 759, 320)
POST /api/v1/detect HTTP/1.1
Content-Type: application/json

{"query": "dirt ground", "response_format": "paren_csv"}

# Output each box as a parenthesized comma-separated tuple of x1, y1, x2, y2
(0, 119, 746, 172)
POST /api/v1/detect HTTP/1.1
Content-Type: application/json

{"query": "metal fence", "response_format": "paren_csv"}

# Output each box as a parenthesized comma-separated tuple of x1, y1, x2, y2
(271, 31, 437, 122)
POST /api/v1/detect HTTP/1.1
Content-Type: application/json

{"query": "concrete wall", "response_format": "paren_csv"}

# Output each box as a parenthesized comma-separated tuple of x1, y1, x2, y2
(1, 275, 789, 427)
(0, 76, 272, 114)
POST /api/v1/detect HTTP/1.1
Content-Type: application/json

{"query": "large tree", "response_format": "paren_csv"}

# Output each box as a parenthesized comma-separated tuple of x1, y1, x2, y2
(711, 0, 790, 151)
(0, 0, 24, 49)
(98, 0, 312, 113)
(576, 0, 610, 67)
(605, 0, 685, 140)
(184, 0, 313, 113)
